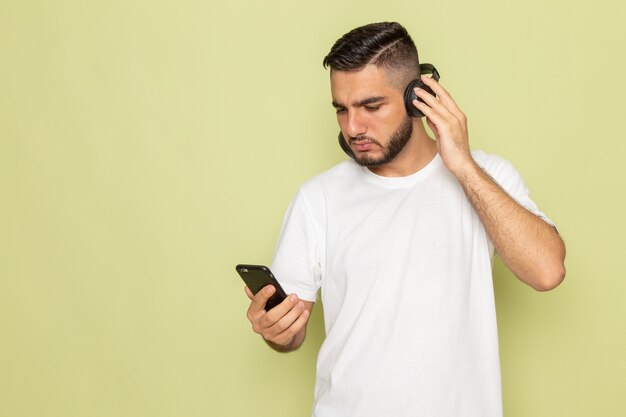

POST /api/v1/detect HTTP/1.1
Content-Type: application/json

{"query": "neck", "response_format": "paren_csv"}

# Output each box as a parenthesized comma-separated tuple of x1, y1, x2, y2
(368, 120, 438, 177)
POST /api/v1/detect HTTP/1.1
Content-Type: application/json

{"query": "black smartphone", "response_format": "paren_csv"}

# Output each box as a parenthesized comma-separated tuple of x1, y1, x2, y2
(235, 264, 288, 311)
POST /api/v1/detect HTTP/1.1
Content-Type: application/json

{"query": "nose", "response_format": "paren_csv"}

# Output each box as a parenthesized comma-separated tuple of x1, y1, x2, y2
(346, 110, 367, 138)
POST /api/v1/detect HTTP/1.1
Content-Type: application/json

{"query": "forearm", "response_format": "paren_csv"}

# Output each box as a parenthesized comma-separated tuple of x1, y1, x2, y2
(456, 161, 566, 290)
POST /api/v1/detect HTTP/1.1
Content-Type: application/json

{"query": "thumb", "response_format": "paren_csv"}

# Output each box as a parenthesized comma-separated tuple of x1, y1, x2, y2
(426, 118, 439, 139)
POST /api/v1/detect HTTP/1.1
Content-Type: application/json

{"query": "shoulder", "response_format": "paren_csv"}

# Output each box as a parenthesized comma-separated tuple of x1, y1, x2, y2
(471, 150, 509, 173)
(471, 149, 535, 202)
(300, 159, 361, 194)
(287, 159, 359, 220)
(470, 150, 521, 182)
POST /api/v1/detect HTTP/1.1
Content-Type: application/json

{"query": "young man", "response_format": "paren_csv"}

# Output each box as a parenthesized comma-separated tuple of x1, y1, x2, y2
(244, 22, 565, 417)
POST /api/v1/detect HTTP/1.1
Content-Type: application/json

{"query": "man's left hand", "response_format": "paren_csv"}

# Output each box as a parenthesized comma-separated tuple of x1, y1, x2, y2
(412, 75, 475, 177)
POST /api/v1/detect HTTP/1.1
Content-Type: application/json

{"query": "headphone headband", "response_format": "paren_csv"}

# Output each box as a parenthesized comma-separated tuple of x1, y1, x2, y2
(419, 63, 440, 81)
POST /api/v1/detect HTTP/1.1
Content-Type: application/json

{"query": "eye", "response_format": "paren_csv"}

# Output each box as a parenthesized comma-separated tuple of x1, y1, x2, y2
(335, 108, 346, 114)
(365, 105, 380, 112)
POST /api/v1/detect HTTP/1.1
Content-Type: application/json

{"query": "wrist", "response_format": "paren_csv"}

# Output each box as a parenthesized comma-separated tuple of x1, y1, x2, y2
(264, 336, 296, 353)
(450, 157, 480, 181)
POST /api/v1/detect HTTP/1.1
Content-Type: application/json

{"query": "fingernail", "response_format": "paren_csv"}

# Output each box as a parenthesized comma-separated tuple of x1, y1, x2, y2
(298, 302, 305, 309)
(290, 294, 298, 302)
(266, 286, 274, 294)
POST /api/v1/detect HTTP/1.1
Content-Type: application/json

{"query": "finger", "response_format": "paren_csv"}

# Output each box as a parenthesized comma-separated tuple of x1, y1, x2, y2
(244, 285, 254, 300)
(413, 87, 454, 121)
(272, 308, 310, 346)
(414, 97, 466, 144)
(248, 285, 275, 315)
(260, 293, 301, 328)
(412, 98, 449, 128)
(419, 75, 455, 105)
(265, 300, 307, 339)
(420, 75, 466, 123)
(426, 117, 439, 139)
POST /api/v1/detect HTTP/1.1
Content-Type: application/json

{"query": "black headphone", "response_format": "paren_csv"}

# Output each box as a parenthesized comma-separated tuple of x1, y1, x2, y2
(338, 63, 440, 158)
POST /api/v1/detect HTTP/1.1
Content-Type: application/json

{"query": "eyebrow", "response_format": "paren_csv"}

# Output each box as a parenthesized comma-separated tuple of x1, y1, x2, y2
(332, 96, 387, 108)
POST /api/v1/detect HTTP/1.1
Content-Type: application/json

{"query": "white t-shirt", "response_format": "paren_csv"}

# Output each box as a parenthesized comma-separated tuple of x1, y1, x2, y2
(271, 151, 553, 417)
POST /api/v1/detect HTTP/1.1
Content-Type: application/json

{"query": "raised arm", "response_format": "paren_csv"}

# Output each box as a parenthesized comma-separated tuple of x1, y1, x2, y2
(413, 76, 566, 291)
(453, 162, 565, 290)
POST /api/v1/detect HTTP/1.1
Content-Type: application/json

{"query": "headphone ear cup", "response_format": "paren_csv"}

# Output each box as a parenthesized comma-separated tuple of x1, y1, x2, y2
(403, 79, 436, 118)
(338, 131, 355, 158)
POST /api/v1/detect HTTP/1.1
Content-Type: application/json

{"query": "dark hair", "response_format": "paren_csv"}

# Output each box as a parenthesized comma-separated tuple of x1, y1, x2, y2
(322, 22, 420, 86)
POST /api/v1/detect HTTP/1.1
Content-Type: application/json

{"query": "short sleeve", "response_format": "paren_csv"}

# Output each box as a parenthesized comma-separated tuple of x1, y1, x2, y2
(270, 189, 322, 302)
(473, 151, 556, 229)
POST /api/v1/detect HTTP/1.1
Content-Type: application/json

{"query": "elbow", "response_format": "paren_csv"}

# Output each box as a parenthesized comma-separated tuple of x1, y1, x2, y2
(532, 236, 567, 292)
(532, 262, 566, 292)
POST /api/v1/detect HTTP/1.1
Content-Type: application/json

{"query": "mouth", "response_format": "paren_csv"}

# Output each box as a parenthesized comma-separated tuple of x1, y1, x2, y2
(351, 139, 376, 152)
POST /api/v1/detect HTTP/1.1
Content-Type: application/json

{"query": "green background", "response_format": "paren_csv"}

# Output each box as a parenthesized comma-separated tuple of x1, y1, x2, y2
(1, 0, 625, 416)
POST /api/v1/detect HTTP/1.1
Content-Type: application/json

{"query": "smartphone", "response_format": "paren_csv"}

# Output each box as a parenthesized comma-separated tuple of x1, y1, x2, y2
(235, 264, 288, 311)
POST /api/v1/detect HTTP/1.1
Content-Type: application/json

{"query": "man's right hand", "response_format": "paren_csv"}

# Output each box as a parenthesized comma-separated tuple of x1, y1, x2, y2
(245, 285, 313, 352)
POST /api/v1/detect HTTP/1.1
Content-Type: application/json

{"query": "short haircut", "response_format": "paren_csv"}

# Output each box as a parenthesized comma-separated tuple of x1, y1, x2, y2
(322, 22, 421, 90)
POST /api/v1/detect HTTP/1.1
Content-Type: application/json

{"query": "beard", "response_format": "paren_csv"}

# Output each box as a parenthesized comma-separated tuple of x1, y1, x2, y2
(350, 116, 413, 168)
